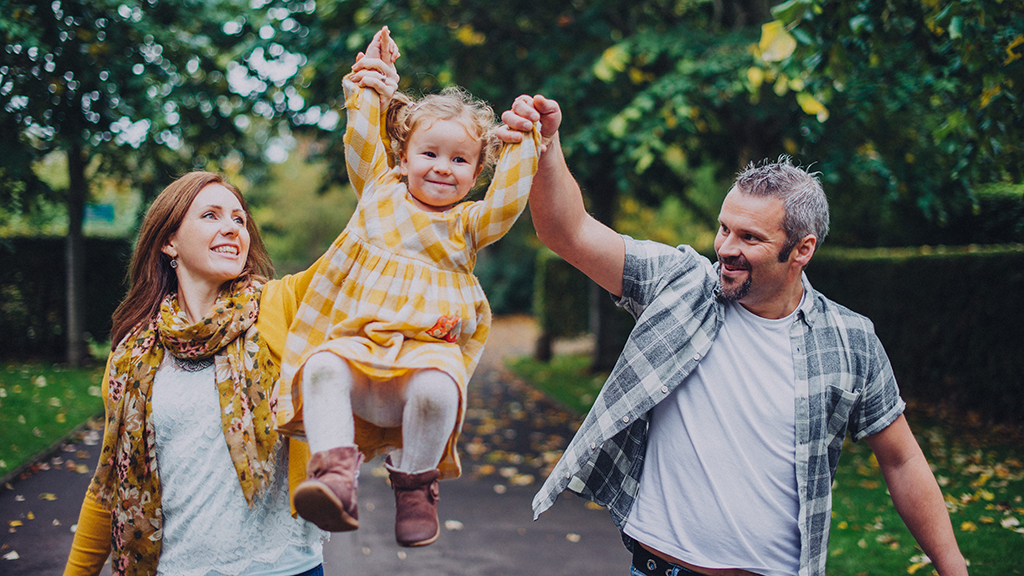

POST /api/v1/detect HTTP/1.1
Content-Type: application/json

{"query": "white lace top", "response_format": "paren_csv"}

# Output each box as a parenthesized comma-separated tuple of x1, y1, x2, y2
(151, 359, 326, 576)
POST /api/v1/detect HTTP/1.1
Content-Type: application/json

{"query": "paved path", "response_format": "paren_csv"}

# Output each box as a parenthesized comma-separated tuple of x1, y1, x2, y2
(0, 316, 628, 575)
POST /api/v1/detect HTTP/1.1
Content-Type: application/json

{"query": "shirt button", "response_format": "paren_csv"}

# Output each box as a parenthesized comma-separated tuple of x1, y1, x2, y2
(693, 354, 701, 361)
(590, 442, 597, 449)
(622, 416, 629, 423)
(566, 472, 571, 479)
(661, 386, 669, 393)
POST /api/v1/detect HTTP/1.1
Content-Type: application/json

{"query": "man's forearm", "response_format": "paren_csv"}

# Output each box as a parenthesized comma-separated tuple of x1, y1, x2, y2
(529, 133, 586, 255)
(883, 454, 968, 575)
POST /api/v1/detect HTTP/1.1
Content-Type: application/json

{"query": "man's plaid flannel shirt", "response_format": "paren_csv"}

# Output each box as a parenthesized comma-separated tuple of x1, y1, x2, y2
(532, 236, 905, 576)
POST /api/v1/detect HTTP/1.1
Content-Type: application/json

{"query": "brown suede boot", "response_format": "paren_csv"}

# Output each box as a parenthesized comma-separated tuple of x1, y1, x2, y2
(386, 460, 441, 547)
(293, 446, 363, 532)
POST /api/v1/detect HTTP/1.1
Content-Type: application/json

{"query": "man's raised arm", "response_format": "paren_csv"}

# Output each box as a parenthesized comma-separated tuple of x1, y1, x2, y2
(499, 95, 625, 297)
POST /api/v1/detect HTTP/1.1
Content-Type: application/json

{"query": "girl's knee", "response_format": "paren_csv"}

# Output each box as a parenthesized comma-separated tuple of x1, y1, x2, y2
(409, 370, 457, 398)
(302, 353, 350, 389)
(406, 371, 458, 415)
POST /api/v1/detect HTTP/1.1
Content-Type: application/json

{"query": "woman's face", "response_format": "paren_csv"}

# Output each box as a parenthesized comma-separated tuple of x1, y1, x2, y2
(162, 183, 251, 290)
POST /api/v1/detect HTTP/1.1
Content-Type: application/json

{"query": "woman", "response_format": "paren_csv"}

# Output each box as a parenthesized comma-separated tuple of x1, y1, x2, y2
(63, 50, 400, 576)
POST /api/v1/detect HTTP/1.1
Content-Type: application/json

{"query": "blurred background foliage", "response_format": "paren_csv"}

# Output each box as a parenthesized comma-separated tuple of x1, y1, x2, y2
(1, 0, 1022, 361)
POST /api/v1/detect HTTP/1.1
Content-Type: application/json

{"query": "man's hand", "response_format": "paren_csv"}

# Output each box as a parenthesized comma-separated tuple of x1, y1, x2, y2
(351, 27, 401, 108)
(497, 94, 562, 153)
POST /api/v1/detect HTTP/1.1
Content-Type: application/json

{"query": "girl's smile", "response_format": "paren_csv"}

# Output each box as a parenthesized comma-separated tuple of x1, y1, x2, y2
(400, 119, 484, 212)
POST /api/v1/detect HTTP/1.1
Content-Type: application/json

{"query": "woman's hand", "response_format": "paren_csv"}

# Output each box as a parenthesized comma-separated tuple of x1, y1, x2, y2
(351, 26, 401, 108)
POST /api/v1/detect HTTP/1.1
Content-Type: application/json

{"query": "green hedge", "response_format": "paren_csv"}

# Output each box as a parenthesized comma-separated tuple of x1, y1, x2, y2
(807, 244, 1024, 423)
(532, 248, 591, 340)
(0, 237, 131, 361)
(535, 244, 1024, 423)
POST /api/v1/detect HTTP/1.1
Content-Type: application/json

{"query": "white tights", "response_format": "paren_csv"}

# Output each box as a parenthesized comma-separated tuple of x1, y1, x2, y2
(300, 351, 459, 474)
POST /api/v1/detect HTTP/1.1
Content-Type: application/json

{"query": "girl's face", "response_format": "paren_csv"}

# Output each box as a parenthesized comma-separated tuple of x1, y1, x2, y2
(161, 183, 251, 291)
(400, 118, 484, 212)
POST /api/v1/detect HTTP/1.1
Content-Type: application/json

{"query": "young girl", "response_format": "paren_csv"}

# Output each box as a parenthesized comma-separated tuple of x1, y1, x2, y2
(276, 28, 540, 547)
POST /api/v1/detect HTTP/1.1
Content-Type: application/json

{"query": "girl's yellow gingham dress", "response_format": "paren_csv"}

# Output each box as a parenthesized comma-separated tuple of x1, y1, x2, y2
(277, 77, 539, 478)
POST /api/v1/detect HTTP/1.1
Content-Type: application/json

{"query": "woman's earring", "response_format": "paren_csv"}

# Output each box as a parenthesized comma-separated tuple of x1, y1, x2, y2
(169, 258, 178, 269)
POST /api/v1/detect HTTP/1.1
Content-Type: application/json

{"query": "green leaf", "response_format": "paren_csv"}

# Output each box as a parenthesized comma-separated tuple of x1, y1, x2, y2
(771, 0, 813, 25)
(949, 16, 963, 40)
(849, 14, 872, 35)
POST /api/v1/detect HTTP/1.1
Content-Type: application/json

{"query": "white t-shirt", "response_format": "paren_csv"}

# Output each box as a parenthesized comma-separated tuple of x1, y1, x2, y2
(624, 298, 801, 576)
(152, 360, 326, 576)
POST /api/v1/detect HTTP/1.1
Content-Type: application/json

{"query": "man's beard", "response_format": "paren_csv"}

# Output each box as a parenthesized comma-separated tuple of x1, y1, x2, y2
(718, 255, 752, 301)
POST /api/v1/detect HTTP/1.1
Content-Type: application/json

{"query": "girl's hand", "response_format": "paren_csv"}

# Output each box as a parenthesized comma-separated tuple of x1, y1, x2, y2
(352, 26, 401, 108)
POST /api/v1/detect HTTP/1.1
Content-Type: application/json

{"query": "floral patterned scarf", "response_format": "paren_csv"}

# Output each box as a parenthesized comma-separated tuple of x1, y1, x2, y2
(88, 282, 279, 576)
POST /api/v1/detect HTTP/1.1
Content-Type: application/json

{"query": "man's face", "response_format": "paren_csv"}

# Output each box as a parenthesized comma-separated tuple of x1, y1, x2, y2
(714, 188, 804, 318)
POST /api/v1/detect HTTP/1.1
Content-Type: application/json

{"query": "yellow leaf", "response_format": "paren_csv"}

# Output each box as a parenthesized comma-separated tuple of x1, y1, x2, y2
(608, 115, 629, 139)
(454, 24, 486, 47)
(594, 44, 630, 82)
(980, 85, 1001, 108)
(774, 74, 790, 96)
(26, 512, 34, 520)
(838, 521, 849, 529)
(747, 67, 765, 89)
(960, 521, 978, 532)
(1006, 35, 1023, 65)
(662, 145, 687, 175)
(908, 562, 929, 574)
(758, 21, 797, 62)
(796, 92, 829, 122)
(39, 493, 58, 501)
(9, 520, 22, 527)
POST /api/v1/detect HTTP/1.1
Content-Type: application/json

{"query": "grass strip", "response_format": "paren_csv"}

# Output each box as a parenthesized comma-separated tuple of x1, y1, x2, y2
(0, 363, 105, 480)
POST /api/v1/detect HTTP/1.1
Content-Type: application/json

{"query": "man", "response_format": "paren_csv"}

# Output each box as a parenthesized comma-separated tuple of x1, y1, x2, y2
(497, 95, 968, 576)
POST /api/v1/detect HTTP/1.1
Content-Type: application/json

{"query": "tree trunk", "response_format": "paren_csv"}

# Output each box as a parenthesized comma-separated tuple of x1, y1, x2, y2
(65, 142, 87, 367)
(583, 165, 620, 373)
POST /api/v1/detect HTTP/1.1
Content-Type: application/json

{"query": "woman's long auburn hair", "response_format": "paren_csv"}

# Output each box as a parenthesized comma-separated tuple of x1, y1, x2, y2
(109, 171, 274, 347)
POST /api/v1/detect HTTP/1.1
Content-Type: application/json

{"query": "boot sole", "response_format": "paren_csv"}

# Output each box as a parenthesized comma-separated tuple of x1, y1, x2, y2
(397, 528, 440, 548)
(294, 482, 359, 532)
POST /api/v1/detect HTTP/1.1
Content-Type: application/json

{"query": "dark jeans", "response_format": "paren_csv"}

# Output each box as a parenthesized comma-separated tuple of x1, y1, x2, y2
(295, 564, 324, 576)
(631, 545, 704, 576)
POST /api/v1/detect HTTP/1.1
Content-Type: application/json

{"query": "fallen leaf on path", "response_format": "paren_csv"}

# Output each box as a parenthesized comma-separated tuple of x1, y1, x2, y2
(566, 533, 581, 543)
(39, 493, 57, 501)
(3, 550, 19, 560)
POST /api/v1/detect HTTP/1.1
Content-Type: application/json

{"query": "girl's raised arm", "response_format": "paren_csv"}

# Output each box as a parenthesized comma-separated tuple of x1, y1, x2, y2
(465, 124, 541, 249)
(343, 28, 400, 198)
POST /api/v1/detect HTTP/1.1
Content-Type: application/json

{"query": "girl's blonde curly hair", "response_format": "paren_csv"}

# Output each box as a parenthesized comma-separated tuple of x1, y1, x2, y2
(385, 86, 502, 173)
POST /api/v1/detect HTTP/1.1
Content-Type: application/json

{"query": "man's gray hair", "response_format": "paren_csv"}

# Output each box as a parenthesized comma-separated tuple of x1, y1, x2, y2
(733, 156, 830, 261)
